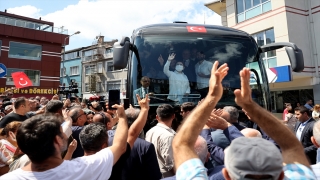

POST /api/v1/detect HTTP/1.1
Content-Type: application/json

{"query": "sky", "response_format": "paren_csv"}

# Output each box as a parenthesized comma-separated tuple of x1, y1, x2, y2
(0, 0, 222, 50)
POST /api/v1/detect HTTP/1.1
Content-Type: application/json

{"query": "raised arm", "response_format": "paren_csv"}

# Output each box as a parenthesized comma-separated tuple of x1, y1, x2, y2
(108, 104, 128, 165)
(127, 94, 149, 148)
(234, 68, 310, 167)
(173, 61, 229, 169)
(163, 53, 175, 77)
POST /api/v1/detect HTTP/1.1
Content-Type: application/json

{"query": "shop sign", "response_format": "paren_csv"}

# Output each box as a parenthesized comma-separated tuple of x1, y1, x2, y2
(0, 87, 59, 95)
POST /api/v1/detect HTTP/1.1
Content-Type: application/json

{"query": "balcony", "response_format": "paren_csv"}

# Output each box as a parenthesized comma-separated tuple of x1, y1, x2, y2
(0, 15, 68, 35)
(237, 0, 271, 23)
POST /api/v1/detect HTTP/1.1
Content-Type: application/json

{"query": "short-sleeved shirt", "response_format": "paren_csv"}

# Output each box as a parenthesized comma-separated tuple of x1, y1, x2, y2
(0, 113, 29, 128)
(146, 123, 176, 178)
(176, 160, 317, 180)
(176, 158, 208, 180)
(0, 148, 114, 180)
(304, 103, 314, 110)
(284, 163, 316, 179)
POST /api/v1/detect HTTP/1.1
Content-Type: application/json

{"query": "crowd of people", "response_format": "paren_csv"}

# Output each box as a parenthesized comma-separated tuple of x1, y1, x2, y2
(0, 62, 319, 179)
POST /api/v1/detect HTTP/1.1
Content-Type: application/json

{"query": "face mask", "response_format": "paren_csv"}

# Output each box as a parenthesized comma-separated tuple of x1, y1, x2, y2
(175, 65, 184, 72)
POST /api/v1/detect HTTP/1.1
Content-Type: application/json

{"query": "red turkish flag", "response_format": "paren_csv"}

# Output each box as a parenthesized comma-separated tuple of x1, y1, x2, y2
(186, 26, 207, 33)
(11, 72, 33, 88)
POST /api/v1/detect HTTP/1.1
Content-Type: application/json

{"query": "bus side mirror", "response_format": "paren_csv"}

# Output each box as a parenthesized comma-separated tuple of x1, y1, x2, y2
(260, 42, 304, 72)
(113, 36, 130, 70)
(285, 47, 304, 72)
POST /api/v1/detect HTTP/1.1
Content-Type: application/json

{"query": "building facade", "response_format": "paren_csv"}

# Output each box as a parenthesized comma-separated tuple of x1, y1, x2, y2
(206, 0, 320, 112)
(60, 47, 84, 97)
(0, 11, 69, 99)
(81, 36, 127, 100)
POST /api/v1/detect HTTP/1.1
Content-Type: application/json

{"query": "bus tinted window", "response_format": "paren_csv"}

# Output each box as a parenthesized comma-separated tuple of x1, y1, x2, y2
(131, 34, 265, 107)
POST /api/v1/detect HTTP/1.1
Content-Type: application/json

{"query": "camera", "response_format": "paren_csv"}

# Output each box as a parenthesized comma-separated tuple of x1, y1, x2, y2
(58, 79, 79, 100)
(86, 95, 107, 112)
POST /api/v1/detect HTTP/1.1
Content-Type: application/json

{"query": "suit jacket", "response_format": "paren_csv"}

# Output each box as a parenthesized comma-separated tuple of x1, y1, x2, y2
(182, 59, 196, 82)
(201, 126, 244, 167)
(109, 135, 162, 180)
(294, 118, 317, 164)
(133, 87, 153, 105)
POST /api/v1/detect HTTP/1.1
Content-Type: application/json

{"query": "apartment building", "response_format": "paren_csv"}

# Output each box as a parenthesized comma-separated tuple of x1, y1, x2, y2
(0, 11, 68, 99)
(81, 36, 127, 100)
(206, 0, 320, 112)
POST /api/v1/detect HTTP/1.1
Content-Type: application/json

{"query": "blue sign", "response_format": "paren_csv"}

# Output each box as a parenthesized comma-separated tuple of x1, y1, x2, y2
(0, 63, 7, 78)
(268, 65, 292, 83)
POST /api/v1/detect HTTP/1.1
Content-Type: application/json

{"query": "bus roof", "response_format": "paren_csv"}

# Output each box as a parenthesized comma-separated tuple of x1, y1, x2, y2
(133, 23, 249, 37)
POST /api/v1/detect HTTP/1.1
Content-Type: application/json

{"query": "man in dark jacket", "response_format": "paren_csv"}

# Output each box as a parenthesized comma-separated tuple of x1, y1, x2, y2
(294, 106, 317, 164)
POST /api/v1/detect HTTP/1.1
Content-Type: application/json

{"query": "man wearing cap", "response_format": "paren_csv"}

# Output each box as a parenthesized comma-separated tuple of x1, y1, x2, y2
(223, 137, 284, 179)
(172, 65, 317, 180)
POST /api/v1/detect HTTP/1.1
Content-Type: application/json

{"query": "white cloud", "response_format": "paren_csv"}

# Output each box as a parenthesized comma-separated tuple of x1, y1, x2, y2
(7, 0, 221, 48)
(7, 5, 42, 19)
(45, 0, 220, 40)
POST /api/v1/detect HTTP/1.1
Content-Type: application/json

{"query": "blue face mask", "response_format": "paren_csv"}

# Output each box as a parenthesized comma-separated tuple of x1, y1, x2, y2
(175, 65, 184, 72)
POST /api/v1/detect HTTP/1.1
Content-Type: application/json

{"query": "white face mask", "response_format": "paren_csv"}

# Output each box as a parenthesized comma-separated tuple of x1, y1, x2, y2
(175, 65, 184, 72)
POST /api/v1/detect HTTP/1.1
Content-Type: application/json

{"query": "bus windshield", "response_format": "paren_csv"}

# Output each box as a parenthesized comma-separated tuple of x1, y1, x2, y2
(130, 34, 267, 108)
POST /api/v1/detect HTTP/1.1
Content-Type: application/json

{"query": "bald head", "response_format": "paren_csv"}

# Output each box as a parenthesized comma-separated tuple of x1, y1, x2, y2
(93, 112, 113, 130)
(313, 121, 320, 146)
(241, 128, 262, 138)
(194, 136, 208, 164)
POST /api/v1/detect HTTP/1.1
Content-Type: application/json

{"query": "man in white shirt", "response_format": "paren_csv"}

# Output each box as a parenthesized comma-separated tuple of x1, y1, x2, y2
(311, 121, 320, 178)
(195, 51, 213, 98)
(163, 53, 190, 103)
(1, 104, 128, 180)
(145, 104, 176, 178)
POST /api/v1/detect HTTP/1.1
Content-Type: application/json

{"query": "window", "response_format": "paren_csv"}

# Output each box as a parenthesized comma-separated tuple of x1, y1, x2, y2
(83, 49, 97, 61)
(236, 0, 271, 23)
(70, 66, 79, 75)
(85, 83, 90, 92)
(97, 62, 103, 73)
(6, 68, 40, 86)
(252, 28, 277, 68)
(107, 61, 114, 72)
(105, 48, 113, 58)
(65, 51, 79, 60)
(107, 80, 121, 91)
(85, 65, 96, 75)
(61, 68, 66, 77)
(9, 42, 42, 60)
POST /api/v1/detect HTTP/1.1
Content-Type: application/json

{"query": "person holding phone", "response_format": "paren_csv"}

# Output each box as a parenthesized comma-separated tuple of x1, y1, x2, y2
(163, 53, 190, 103)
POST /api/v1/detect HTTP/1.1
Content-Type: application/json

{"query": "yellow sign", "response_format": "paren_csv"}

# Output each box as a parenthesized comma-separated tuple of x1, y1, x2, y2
(0, 87, 59, 95)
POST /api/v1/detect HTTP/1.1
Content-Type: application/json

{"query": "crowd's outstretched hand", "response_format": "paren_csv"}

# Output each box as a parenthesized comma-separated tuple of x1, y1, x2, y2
(206, 110, 229, 130)
(173, 61, 229, 172)
(137, 94, 150, 110)
(234, 68, 253, 108)
(208, 62, 229, 98)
